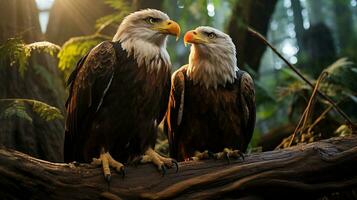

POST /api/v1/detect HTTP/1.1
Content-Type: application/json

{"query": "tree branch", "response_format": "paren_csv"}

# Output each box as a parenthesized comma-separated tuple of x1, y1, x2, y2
(1, 136, 357, 199)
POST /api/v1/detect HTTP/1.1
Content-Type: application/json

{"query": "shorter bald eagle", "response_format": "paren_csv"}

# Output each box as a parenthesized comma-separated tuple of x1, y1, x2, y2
(167, 26, 256, 161)
(65, 9, 180, 180)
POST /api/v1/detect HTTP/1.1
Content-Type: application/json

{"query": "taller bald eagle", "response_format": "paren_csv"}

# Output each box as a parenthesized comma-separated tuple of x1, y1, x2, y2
(167, 26, 256, 161)
(64, 9, 180, 180)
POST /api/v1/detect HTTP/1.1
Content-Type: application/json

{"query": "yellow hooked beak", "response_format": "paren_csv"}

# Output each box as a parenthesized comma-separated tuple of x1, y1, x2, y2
(183, 30, 208, 47)
(153, 19, 181, 41)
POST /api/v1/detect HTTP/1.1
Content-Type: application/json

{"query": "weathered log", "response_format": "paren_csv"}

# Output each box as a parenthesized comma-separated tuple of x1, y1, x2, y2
(0, 136, 357, 200)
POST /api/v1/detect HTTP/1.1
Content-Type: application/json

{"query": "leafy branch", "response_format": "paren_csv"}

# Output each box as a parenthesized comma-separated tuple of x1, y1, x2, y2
(95, 0, 132, 34)
(0, 99, 63, 123)
(58, 34, 111, 79)
(0, 38, 61, 77)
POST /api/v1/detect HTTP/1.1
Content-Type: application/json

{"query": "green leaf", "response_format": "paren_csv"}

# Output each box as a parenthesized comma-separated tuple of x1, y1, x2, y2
(58, 34, 110, 79)
(324, 57, 353, 74)
(95, 0, 131, 33)
(0, 99, 63, 122)
(0, 100, 33, 123)
(0, 38, 61, 77)
(0, 37, 30, 77)
(27, 41, 61, 56)
(30, 100, 63, 121)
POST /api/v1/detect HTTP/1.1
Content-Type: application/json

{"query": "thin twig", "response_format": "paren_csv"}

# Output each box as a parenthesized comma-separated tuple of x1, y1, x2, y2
(247, 27, 354, 127)
(288, 72, 328, 147)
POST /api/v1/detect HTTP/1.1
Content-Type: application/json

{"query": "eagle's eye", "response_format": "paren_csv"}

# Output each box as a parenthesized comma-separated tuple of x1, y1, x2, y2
(145, 17, 160, 24)
(207, 32, 217, 39)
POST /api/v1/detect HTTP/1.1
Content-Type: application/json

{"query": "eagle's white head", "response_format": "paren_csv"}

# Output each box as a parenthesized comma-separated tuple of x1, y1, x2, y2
(113, 9, 180, 72)
(184, 26, 238, 89)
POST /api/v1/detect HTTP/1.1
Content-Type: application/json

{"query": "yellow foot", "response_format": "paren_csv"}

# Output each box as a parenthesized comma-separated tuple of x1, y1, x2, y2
(213, 148, 244, 162)
(190, 150, 211, 161)
(136, 148, 178, 176)
(91, 149, 125, 182)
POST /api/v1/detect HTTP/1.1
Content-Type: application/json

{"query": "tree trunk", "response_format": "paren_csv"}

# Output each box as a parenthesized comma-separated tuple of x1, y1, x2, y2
(46, 0, 116, 45)
(133, 0, 163, 10)
(0, 0, 66, 162)
(306, 0, 324, 26)
(46, 0, 165, 45)
(0, 135, 356, 200)
(0, 0, 43, 43)
(227, 0, 278, 72)
(291, 0, 305, 52)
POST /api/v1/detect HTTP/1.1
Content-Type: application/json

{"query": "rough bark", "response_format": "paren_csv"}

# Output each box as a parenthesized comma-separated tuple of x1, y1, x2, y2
(227, 0, 278, 72)
(0, 0, 43, 43)
(0, 136, 356, 200)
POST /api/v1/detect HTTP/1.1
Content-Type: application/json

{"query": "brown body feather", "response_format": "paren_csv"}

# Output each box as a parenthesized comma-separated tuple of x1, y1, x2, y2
(167, 65, 255, 161)
(64, 41, 171, 163)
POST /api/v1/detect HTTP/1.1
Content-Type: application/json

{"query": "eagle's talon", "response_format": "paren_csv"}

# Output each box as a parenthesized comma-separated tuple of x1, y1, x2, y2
(105, 174, 111, 183)
(161, 165, 166, 176)
(91, 150, 125, 181)
(172, 159, 179, 173)
(226, 153, 231, 164)
(213, 148, 244, 162)
(207, 151, 214, 158)
(120, 167, 126, 178)
(140, 148, 177, 175)
(238, 151, 245, 160)
(191, 150, 211, 161)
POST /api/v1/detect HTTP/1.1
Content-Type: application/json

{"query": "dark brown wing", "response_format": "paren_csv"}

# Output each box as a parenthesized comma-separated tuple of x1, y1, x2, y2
(237, 70, 256, 151)
(64, 41, 116, 162)
(166, 66, 186, 158)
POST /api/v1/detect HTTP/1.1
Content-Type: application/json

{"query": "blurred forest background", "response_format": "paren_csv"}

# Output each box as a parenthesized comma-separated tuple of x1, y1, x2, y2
(0, 0, 356, 162)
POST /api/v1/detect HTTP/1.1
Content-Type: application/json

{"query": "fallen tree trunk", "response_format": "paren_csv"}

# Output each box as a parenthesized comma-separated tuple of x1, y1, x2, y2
(0, 136, 357, 200)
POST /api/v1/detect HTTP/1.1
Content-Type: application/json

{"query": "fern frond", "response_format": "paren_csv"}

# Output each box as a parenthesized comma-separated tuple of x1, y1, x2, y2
(0, 38, 61, 77)
(95, 0, 131, 33)
(321, 58, 356, 101)
(103, 0, 130, 10)
(324, 57, 353, 74)
(33, 64, 56, 91)
(30, 100, 63, 121)
(0, 37, 30, 77)
(58, 34, 110, 78)
(0, 99, 63, 122)
(0, 100, 33, 123)
(27, 41, 61, 56)
(276, 81, 310, 100)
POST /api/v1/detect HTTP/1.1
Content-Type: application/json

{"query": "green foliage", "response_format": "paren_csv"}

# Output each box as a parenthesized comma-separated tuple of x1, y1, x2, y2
(276, 58, 356, 106)
(0, 99, 63, 123)
(58, 34, 110, 78)
(0, 38, 30, 77)
(33, 64, 56, 92)
(321, 58, 357, 102)
(1, 100, 33, 123)
(27, 41, 61, 57)
(31, 100, 63, 121)
(95, 0, 131, 33)
(0, 38, 61, 77)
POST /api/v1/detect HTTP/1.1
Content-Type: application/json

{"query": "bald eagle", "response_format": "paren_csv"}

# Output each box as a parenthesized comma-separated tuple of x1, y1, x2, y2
(64, 9, 180, 180)
(166, 26, 256, 161)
